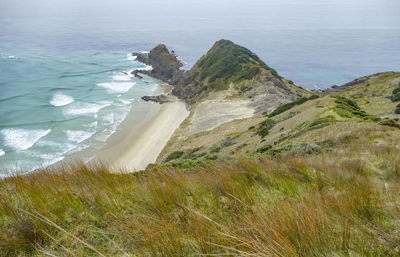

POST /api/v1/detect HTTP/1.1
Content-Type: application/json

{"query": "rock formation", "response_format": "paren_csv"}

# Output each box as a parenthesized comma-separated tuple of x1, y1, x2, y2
(131, 44, 184, 84)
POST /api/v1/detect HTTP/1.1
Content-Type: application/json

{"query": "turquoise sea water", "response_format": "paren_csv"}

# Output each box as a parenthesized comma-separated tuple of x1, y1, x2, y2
(0, 0, 399, 174)
(0, 51, 158, 173)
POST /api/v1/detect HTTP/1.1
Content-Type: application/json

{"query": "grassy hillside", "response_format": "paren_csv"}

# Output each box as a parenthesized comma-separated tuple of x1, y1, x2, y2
(327, 72, 400, 119)
(1, 125, 399, 256)
(160, 72, 400, 163)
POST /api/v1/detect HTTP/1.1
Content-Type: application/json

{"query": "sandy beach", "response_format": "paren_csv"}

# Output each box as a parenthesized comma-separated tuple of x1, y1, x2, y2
(94, 100, 189, 172)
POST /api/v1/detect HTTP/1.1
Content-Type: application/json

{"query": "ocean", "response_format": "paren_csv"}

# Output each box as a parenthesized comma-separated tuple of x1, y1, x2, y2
(0, 0, 399, 174)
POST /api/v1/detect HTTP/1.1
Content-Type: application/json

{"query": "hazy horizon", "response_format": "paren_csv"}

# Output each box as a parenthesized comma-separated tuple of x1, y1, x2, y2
(1, 0, 400, 29)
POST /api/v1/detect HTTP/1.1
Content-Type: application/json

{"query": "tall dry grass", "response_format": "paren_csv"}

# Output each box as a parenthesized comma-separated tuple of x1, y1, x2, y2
(0, 127, 399, 256)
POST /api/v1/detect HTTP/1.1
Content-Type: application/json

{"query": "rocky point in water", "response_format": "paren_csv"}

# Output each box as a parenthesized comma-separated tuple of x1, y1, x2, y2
(141, 94, 173, 104)
(131, 44, 184, 84)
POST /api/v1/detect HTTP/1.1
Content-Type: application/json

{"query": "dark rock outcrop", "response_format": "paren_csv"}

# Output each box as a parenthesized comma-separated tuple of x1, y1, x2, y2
(131, 70, 143, 79)
(131, 44, 184, 84)
(141, 94, 173, 104)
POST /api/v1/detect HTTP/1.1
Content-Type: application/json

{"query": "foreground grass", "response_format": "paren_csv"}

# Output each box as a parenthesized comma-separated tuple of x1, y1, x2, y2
(1, 127, 400, 256)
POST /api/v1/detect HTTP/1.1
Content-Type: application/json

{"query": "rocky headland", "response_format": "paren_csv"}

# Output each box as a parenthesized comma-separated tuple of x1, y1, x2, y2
(131, 44, 184, 84)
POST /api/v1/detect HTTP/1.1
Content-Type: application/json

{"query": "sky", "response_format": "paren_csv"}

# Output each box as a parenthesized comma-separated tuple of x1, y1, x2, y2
(1, 0, 399, 29)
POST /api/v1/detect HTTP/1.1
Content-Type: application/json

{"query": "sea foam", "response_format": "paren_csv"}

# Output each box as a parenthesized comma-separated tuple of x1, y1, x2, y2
(1, 128, 51, 151)
(64, 102, 112, 116)
(127, 54, 137, 61)
(50, 93, 74, 106)
(66, 130, 95, 144)
(112, 72, 133, 81)
(102, 113, 114, 125)
(97, 82, 136, 93)
(136, 64, 153, 71)
(0, 149, 5, 157)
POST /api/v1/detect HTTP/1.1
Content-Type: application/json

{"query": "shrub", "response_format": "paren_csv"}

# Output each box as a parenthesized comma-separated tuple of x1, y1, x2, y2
(293, 97, 308, 105)
(269, 102, 296, 117)
(395, 104, 400, 114)
(165, 151, 184, 162)
(204, 153, 218, 160)
(309, 115, 336, 130)
(185, 148, 204, 160)
(308, 94, 320, 100)
(363, 115, 380, 121)
(334, 96, 368, 118)
(256, 119, 276, 137)
(392, 92, 400, 102)
(379, 119, 399, 128)
(392, 87, 400, 95)
(256, 144, 272, 153)
(210, 146, 221, 153)
(268, 96, 312, 117)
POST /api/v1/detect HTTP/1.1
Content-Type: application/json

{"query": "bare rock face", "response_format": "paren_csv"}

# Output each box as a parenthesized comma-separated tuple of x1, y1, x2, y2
(131, 44, 184, 84)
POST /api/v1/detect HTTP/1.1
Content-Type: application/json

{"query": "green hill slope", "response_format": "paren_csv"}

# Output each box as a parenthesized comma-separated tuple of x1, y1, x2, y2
(172, 40, 308, 105)
(159, 72, 400, 163)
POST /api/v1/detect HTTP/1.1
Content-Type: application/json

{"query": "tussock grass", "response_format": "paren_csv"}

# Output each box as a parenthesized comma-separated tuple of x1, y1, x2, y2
(1, 130, 400, 256)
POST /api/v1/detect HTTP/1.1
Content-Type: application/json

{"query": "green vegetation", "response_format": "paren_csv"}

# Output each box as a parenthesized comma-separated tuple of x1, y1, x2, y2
(333, 96, 377, 120)
(256, 118, 276, 137)
(239, 66, 260, 80)
(164, 151, 184, 162)
(308, 94, 320, 100)
(391, 86, 400, 102)
(268, 102, 297, 117)
(268, 95, 318, 117)
(160, 158, 207, 170)
(210, 146, 221, 153)
(1, 124, 399, 256)
(184, 147, 203, 160)
(309, 115, 336, 130)
(193, 40, 280, 89)
(393, 93, 400, 102)
(396, 103, 400, 114)
(379, 119, 400, 128)
(256, 144, 272, 153)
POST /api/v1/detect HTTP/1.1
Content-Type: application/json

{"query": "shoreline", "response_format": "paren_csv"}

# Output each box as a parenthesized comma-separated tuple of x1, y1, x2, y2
(113, 100, 188, 171)
(93, 98, 189, 172)
(0, 81, 186, 177)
